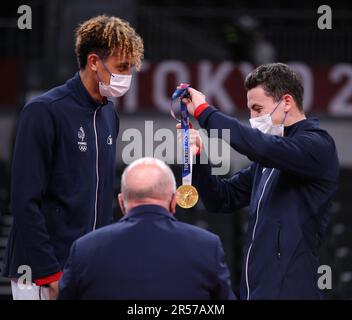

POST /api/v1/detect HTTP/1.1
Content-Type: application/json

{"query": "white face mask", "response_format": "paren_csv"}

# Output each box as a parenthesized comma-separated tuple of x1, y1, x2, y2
(99, 73, 131, 98)
(249, 100, 287, 136)
(97, 59, 132, 98)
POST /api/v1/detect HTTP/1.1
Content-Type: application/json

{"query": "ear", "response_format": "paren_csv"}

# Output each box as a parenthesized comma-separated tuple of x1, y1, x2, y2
(86, 53, 100, 72)
(282, 94, 294, 113)
(118, 193, 127, 215)
(169, 193, 177, 214)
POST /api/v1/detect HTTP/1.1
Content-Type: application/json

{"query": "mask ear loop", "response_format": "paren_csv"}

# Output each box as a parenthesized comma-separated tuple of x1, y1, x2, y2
(99, 56, 113, 76)
(270, 99, 288, 125)
(270, 99, 283, 116)
(96, 56, 114, 85)
(96, 72, 104, 84)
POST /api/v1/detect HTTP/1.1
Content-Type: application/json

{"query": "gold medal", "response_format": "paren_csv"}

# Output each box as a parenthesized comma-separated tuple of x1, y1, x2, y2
(176, 185, 199, 208)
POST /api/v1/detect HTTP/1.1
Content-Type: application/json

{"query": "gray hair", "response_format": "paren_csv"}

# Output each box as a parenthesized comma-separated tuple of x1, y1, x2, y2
(121, 157, 176, 203)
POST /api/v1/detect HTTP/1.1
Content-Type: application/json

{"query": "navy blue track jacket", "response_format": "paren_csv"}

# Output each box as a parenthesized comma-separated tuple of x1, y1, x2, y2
(3, 73, 119, 280)
(193, 106, 339, 299)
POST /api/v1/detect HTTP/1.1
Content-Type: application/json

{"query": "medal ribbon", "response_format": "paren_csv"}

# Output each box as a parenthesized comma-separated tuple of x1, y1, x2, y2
(180, 100, 192, 186)
(170, 84, 192, 186)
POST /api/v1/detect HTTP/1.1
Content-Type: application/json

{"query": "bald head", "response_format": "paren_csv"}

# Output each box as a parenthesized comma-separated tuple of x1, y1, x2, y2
(119, 158, 177, 213)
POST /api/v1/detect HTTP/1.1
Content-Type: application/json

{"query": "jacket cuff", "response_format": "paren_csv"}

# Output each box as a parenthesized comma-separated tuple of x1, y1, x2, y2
(197, 106, 218, 127)
(34, 271, 63, 286)
(194, 103, 209, 119)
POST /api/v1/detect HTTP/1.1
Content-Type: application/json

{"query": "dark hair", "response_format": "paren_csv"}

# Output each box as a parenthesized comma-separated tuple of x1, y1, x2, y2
(244, 63, 304, 110)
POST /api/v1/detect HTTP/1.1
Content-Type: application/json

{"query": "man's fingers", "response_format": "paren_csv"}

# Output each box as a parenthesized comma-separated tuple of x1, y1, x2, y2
(177, 127, 201, 149)
(177, 83, 190, 90)
(49, 281, 59, 300)
(175, 85, 202, 98)
(181, 97, 191, 104)
(187, 87, 203, 96)
(177, 134, 200, 144)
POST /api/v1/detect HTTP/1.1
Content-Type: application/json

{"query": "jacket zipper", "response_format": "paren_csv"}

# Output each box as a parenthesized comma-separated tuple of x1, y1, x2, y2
(277, 224, 281, 259)
(245, 168, 274, 300)
(92, 107, 101, 231)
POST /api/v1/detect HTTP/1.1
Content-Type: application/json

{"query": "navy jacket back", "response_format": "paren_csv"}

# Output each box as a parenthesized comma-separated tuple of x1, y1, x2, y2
(58, 205, 235, 300)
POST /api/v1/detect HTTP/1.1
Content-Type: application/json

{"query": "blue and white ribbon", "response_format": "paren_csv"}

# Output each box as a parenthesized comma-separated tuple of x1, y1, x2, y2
(180, 100, 192, 186)
(170, 84, 192, 185)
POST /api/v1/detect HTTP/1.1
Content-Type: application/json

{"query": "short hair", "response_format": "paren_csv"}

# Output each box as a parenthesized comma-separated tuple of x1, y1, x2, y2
(244, 63, 304, 110)
(75, 15, 144, 70)
(121, 158, 176, 202)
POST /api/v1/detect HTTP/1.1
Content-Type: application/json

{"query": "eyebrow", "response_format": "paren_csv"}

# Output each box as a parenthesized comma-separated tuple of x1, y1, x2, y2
(250, 104, 264, 110)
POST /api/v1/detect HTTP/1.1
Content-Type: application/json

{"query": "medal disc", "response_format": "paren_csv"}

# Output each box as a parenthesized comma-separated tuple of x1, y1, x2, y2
(176, 185, 199, 208)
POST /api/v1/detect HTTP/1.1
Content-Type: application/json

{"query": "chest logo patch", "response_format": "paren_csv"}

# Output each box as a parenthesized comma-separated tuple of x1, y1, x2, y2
(77, 126, 87, 152)
(107, 134, 113, 145)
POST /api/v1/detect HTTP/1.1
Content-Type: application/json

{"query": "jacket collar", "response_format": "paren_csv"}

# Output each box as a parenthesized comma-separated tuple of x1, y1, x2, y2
(119, 204, 177, 222)
(284, 117, 319, 137)
(66, 72, 109, 110)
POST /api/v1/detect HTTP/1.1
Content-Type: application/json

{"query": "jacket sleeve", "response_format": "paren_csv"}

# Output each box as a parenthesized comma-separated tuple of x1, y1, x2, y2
(193, 160, 253, 213)
(11, 101, 61, 279)
(198, 106, 334, 179)
(211, 236, 237, 300)
(58, 242, 78, 300)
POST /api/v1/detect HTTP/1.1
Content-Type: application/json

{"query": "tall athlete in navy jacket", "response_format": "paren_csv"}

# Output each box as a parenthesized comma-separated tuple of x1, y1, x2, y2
(3, 15, 144, 299)
(59, 158, 235, 300)
(180, 63, 339, 299)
